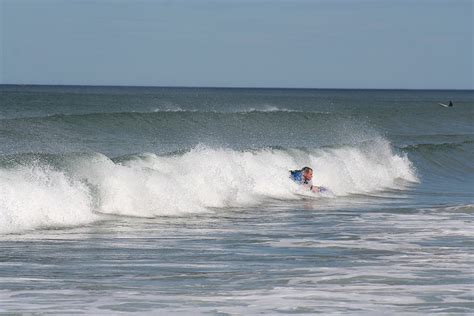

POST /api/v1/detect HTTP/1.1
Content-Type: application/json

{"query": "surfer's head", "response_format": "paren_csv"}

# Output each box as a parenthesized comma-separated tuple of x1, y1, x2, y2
(302, 167, 313, 181)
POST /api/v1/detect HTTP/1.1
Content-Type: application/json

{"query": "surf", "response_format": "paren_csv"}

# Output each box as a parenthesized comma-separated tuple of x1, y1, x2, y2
(0, 139, 417, 234)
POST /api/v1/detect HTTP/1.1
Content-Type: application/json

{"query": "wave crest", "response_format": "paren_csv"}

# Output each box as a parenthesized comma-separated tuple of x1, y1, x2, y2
(0, 140, 417, 233)
(0, 164, 96, 234)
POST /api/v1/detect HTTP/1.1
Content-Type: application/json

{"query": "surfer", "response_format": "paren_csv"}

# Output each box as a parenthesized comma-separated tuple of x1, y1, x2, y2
(439, 101, 454, 108)
(289, 167, 324, 192)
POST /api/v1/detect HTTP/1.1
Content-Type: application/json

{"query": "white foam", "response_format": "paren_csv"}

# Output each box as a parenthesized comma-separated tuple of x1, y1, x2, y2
(313, 138, 418, 195)
(76, 140, 416, 217)
(0, 139, 418, 233)
(153, 106, 193, 112)
(151, 105, 298, 113)
(0, 165, 97, 234)
(244, 105, 297, 112)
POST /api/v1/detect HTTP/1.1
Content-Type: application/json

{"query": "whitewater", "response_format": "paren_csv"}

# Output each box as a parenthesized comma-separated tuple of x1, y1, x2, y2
(0, 86, 473, 314)
(0, 140, 416, 233)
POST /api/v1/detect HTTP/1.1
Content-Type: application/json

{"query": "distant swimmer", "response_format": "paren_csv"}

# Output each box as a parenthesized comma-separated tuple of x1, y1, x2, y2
(289, 166, 326, 192)
(439, 100, 453, 108)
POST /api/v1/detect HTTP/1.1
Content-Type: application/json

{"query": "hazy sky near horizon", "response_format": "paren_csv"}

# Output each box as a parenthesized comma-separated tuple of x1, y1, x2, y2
(1, 0, 472, 89)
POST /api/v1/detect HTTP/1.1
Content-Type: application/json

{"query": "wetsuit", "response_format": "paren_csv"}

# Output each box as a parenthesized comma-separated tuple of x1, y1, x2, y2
(289, 170, 313, 190)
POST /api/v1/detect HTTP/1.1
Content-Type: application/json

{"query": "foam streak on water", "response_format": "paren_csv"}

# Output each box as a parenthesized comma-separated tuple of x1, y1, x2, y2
(0, 204, 472, 314)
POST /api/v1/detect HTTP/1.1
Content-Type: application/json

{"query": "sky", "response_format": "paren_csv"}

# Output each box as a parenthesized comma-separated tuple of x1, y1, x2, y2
(0, 0, 472, 89)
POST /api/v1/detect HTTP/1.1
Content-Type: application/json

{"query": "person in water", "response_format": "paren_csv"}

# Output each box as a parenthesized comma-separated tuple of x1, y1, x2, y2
(289, 167, 323, 192)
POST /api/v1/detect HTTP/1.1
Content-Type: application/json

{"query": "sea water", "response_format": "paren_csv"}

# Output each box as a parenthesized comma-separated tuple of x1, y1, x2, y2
(0, 86, 473, 314)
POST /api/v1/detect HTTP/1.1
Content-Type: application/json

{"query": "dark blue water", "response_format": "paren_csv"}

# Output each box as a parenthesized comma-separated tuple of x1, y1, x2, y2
(0, 86, 473, 314)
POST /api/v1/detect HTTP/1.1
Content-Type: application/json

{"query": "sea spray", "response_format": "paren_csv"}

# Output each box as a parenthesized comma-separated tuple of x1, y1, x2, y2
(0, 140, 417, 233)
(0, 164, 96, 234)
(313, 138, 418, 195)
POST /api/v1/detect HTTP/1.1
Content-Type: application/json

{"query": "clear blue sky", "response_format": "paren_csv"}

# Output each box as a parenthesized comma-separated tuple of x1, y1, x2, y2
(0, 0, 472, 89)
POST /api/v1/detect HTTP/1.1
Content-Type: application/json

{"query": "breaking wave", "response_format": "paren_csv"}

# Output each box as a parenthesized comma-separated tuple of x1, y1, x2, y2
(0, 139, 417, 234)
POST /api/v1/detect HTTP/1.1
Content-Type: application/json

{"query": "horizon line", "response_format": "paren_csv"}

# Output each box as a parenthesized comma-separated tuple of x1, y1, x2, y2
(0, 83, 472, 92)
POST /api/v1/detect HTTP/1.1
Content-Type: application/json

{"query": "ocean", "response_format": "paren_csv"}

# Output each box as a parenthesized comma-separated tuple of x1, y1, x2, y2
(0, 85, 473, 314)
